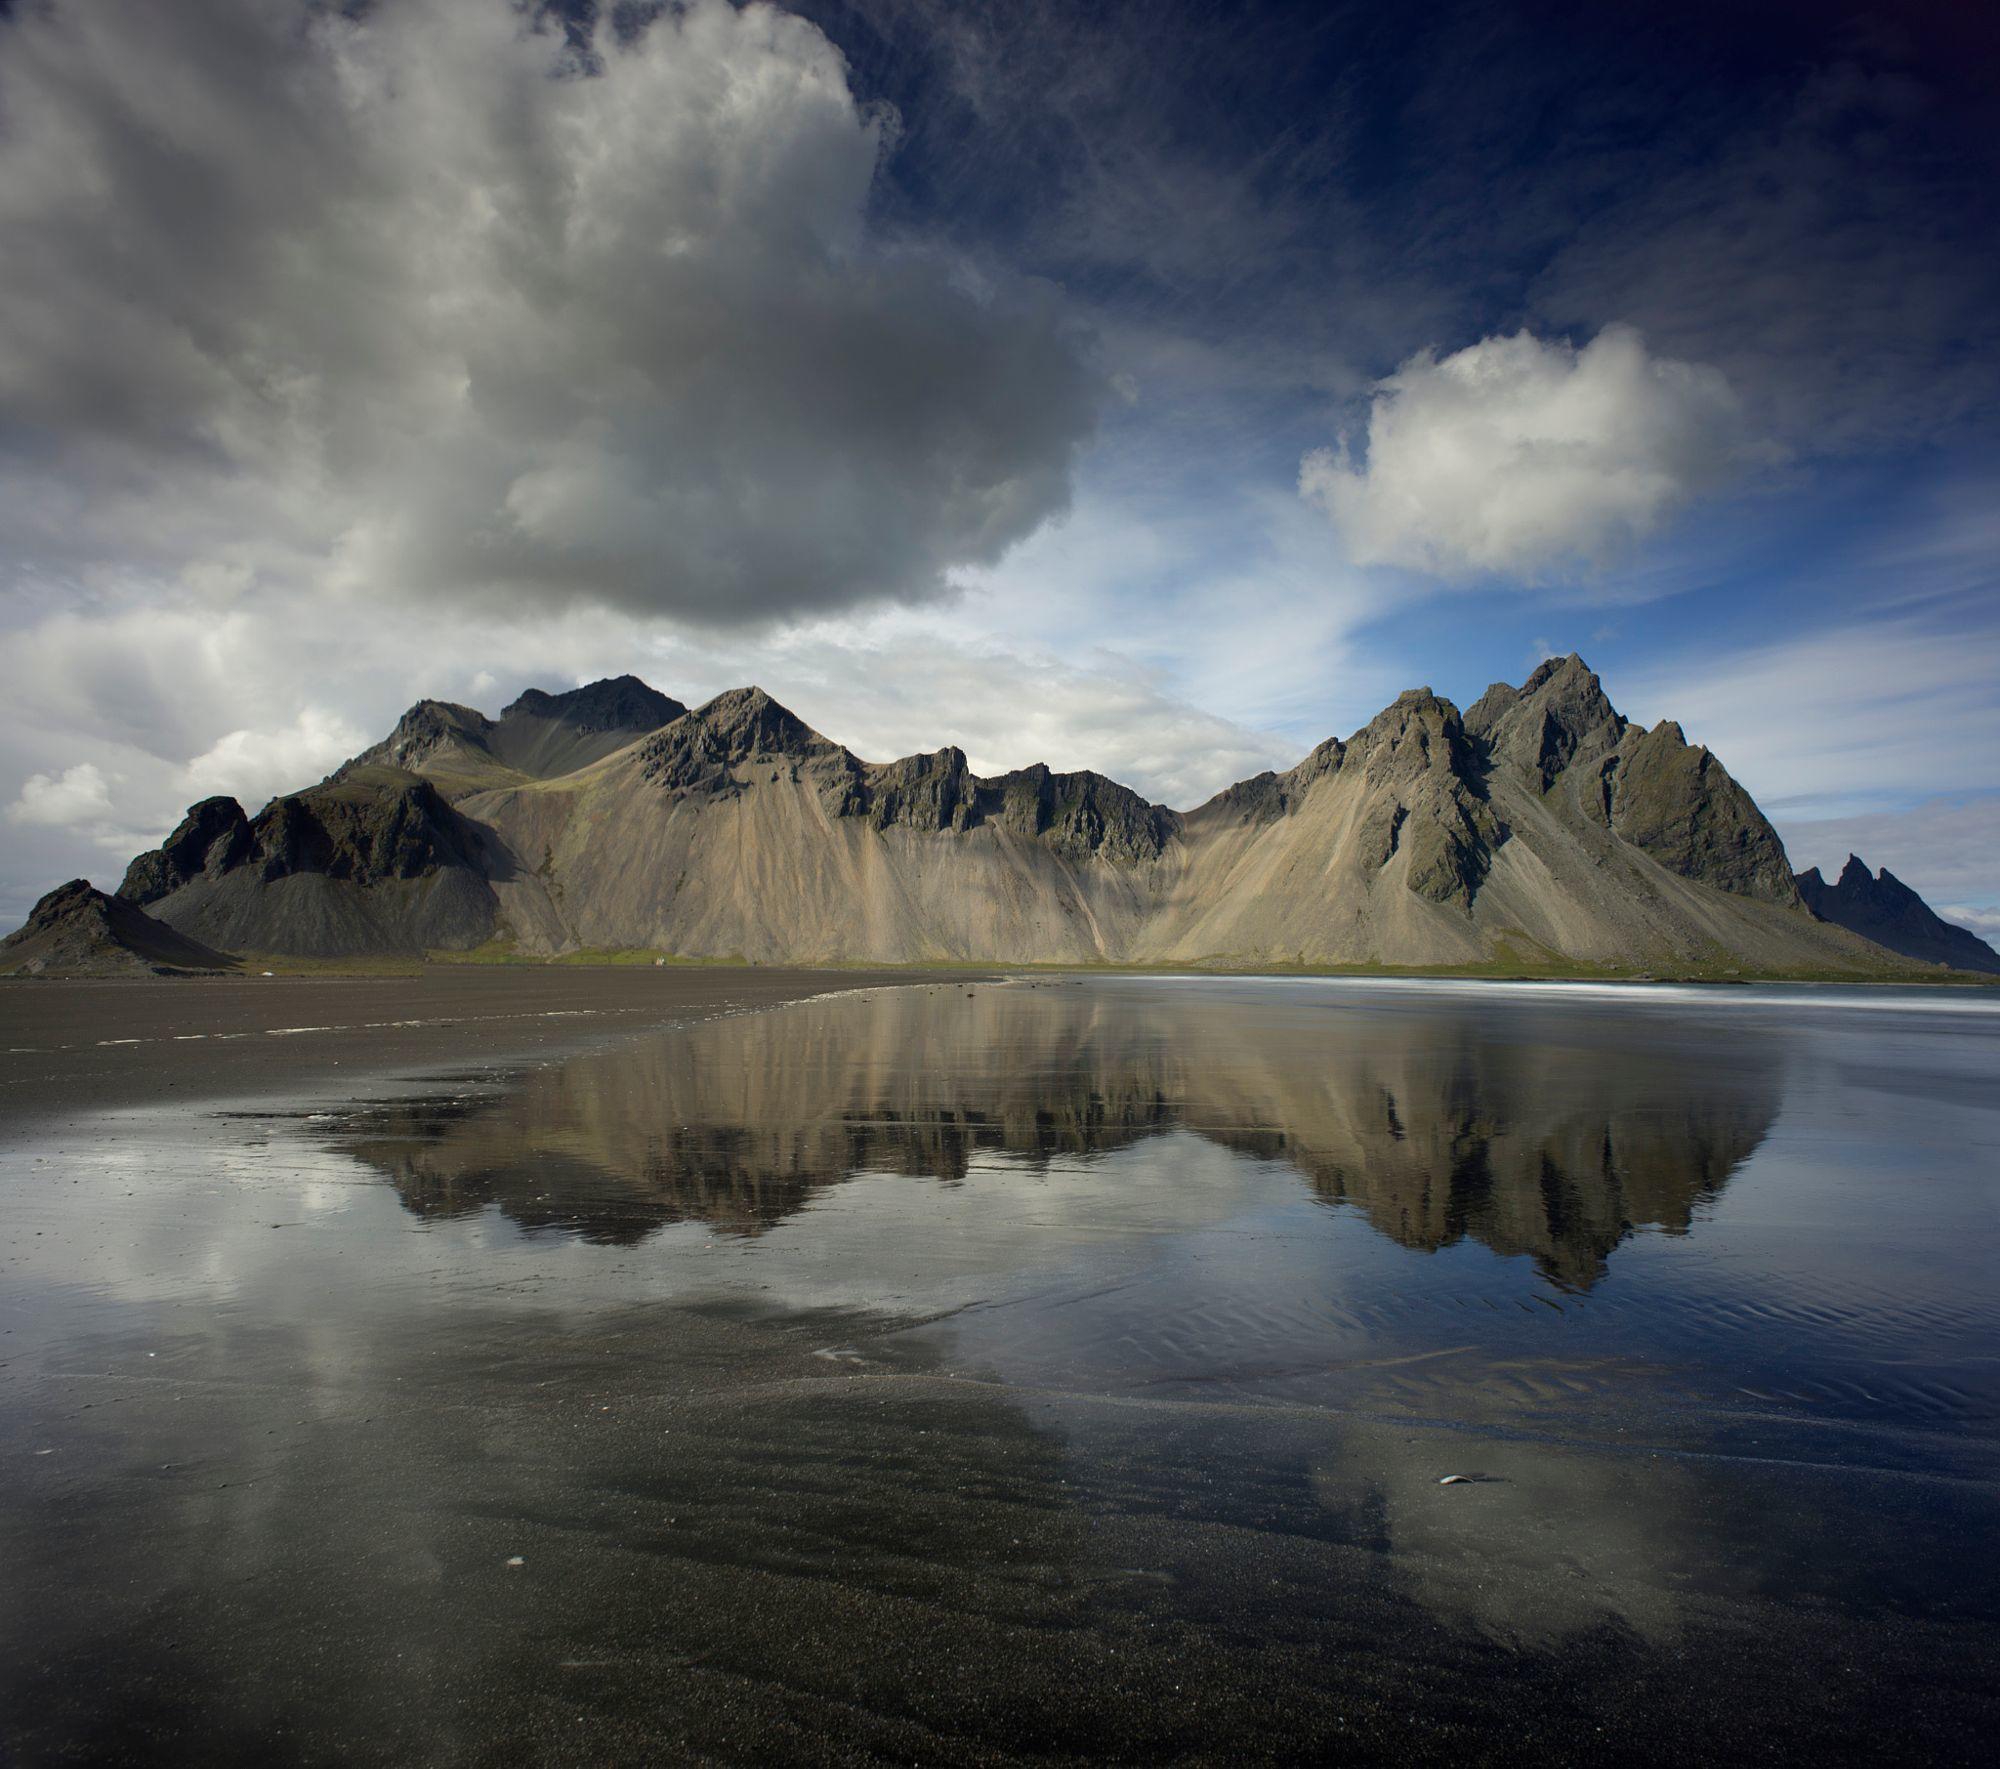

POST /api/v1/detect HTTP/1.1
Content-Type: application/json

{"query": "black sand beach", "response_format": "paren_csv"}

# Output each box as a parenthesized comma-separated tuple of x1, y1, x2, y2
(3, 975, 1997, 1764)
(0, 968, 980, 1135)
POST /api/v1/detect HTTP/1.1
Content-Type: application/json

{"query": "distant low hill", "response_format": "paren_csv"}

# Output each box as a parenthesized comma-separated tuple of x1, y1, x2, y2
(15, 656, 1996, 977)
(1798, 856, 2000, 974)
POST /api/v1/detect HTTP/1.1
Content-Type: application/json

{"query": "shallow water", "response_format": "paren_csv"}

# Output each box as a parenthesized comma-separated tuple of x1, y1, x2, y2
(3, 976, 1997, 1764)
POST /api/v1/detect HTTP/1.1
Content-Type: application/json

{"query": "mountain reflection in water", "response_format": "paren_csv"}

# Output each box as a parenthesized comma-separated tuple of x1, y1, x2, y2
(7, 976, 1999, 1765)
(335, 979, 1779, 1287)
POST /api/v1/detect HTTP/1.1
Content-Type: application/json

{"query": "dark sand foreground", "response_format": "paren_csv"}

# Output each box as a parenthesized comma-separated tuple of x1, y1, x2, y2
(0, 967, 977, 1135)
(3, 975, 1998, 1763)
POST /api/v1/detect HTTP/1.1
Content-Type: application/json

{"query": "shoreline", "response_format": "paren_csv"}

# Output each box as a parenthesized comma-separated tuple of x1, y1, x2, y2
(7, 962, 1991, 1144)
(0, 967, 994, 1140)
(10, 950, 1994, 986)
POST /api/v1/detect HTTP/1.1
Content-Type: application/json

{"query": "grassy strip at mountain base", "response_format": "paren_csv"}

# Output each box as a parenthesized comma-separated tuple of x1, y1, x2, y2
(320, 940, 1999, 986)
(429, 937, 752, 968)
(176, 924, 1997, 986)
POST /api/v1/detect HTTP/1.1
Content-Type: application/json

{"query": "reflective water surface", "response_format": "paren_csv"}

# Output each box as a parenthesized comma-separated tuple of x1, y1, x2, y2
(4, 977, 1998, 1764)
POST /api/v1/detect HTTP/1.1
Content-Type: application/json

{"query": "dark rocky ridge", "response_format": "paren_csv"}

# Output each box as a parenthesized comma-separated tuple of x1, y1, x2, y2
(1797, 855, 2000, 974)
(343, 676, 685, 796)
(118, 778, 499, 958)
(642, 688, 1179, 864)
(125, 781, 483, 901)
(119, 796, 255, 904)
(491, 675, 686, 779)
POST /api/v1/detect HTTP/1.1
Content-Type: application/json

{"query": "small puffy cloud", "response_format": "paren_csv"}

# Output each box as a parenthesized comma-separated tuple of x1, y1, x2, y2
(0, 0, 1101, 623)
(1301, 326, 1759, 579)
(183, 709, 371, 812)
(9, 762, 114, 828)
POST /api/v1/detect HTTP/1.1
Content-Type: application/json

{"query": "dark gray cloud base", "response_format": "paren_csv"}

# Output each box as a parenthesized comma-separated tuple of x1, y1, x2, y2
(0, 0, 1102, 621)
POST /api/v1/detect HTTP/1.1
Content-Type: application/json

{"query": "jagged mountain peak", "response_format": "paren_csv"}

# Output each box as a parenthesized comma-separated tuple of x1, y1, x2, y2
(1519, 651, 1598, 695)
(485, 674, 683, 780)
(1468, 653, 1626, 783)
(121, 797, 253, 904)
(1350, 688, 1478, 792)
(19, 878, 108, 930)
(686, 686, 832, 757)
(338, 698, 497, 790)
(500, 675, 684, 731)
(390, 698, 493, 741)
(637, 685, 853, 802)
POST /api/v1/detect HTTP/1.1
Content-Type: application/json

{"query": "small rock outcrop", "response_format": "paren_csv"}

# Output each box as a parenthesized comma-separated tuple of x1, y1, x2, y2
(1798, 856, 2000, 974)
(119, 796, 253, 904)
(1, 879, 239, 975)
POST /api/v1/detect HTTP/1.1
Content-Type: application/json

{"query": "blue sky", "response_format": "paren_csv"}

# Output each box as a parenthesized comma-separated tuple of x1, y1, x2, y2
(2, 0, 1996, 932)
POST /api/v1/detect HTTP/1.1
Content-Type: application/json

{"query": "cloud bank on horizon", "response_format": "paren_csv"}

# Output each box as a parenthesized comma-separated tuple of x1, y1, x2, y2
(0, 0, 1996, 929)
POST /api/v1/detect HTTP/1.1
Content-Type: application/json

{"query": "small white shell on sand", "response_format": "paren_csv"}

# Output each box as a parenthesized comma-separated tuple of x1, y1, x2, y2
(1437, 1475, 1473, 1485)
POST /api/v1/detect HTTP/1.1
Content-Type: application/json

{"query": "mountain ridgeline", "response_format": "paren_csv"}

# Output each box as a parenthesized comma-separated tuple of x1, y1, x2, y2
(1797, 856, 2000, 975)
(18, 655, 1997, 976)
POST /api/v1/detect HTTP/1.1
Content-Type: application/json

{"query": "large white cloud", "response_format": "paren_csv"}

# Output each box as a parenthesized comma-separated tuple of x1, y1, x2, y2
(0, 0, 1100, 623)
(1300, 325, 1758, 580)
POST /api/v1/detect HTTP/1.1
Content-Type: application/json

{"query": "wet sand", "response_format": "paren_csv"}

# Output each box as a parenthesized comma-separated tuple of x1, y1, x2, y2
(0, 967, 984, 1136)
(4, 976, 1997, 1764)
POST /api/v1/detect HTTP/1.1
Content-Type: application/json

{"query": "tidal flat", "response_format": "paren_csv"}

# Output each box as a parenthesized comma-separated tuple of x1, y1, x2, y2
(2, 973, 1997, 1765)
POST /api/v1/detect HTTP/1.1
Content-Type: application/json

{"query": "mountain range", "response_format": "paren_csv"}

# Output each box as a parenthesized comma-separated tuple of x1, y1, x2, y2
(6, 657, 1996, 976)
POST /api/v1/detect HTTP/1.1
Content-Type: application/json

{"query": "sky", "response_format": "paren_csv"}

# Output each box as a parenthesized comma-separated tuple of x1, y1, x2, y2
(2, 0, 1997, 935)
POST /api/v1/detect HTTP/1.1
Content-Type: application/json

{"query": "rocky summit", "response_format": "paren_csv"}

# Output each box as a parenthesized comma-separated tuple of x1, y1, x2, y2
(18, 658, 1993, 976)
